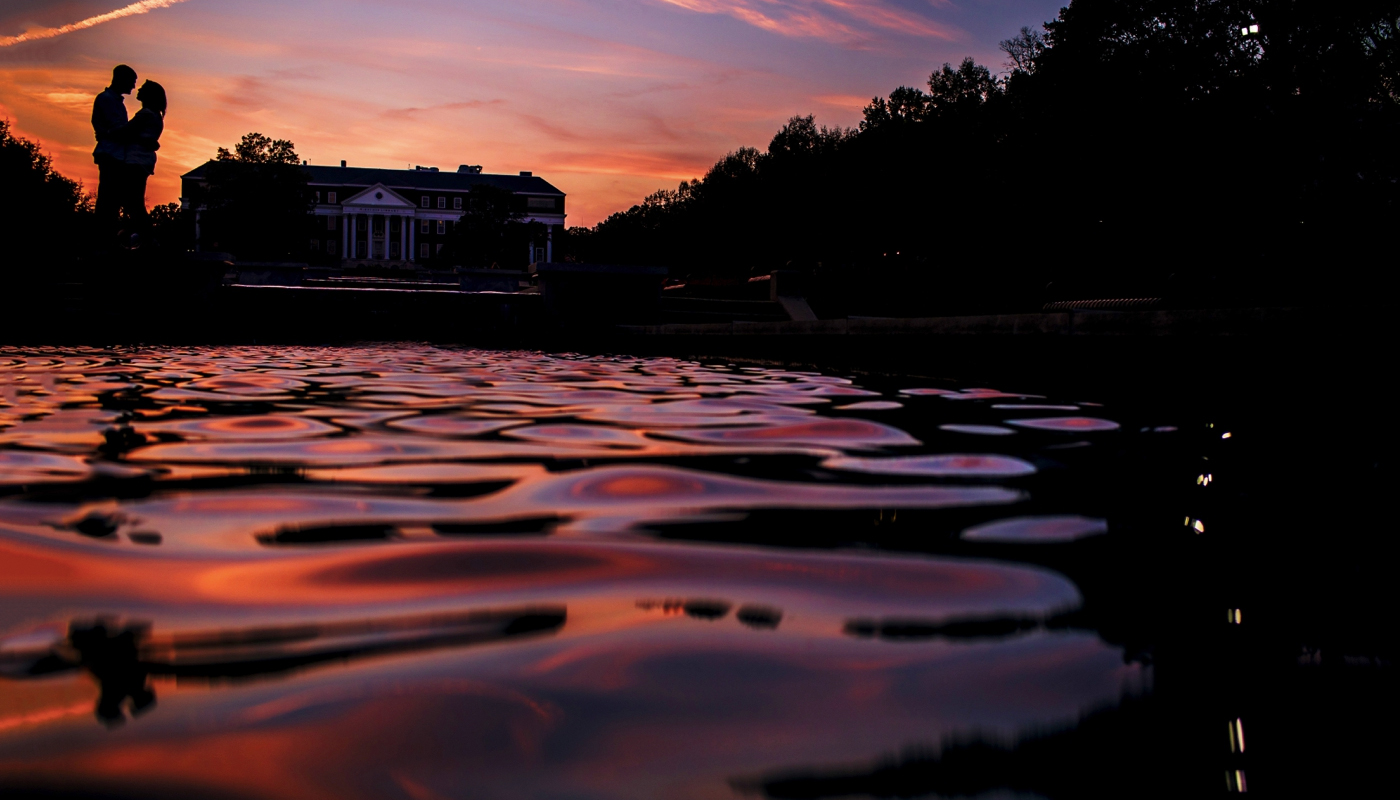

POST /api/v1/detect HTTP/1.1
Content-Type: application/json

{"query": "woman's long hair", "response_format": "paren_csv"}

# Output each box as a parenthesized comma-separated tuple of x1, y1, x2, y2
(136, 80, 167, 117)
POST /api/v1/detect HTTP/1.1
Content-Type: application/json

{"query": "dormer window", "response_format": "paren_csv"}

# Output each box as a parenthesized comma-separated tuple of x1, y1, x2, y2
(453, 197, 462, 210)
(327, 191, 337, 203)
(421, 196, 429, 207)
(437, 197, 446, 209)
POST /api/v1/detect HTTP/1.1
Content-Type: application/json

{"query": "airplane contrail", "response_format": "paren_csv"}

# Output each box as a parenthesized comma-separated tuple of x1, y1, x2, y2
(0, 0, 190, 48)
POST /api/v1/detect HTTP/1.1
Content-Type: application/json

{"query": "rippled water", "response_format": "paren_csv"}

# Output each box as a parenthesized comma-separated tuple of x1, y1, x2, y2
(0, 346, 1224, 798)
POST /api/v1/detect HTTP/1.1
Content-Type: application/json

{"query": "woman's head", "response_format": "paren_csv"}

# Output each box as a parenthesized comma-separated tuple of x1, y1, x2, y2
(136, 80, 167, 115)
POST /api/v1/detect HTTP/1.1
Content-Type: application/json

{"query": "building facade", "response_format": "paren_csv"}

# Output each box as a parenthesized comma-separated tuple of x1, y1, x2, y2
(180, 162, 566, 266)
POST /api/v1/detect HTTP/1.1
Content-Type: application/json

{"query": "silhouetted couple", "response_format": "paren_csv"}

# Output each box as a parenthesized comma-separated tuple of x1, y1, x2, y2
(93, 64, 166, 248)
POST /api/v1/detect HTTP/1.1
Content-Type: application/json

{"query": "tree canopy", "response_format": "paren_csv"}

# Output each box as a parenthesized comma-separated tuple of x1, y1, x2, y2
(563, 0, 1400, 311)
(194, 132, 312, 260)
(446, 184, 545, 269)
(1, 119, 91, 270)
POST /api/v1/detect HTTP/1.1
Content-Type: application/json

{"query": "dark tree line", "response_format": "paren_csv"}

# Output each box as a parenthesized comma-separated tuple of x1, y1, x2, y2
(563, 0, 1399, 312)
(2, 119, 92, 277)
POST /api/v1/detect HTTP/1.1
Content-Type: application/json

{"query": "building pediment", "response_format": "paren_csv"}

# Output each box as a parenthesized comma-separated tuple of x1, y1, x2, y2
(341, 183, 415, 209)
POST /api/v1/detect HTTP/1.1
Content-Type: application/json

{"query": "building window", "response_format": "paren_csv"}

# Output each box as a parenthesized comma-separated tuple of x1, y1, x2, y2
(421, 196, 429, 207)
(310, 239, 320, 251)
(527, 197, 554, 209)
(437, 197, 446, 209)
(327, 216, 337, 231)
(314, 191, 321, 203)
(328, 191, 337, 203)
(453, 197, 462, 210)
(436, 220, 446, 234)
(420, 219, 429, 234)
(420, 242, 430, 258)
(436, 243, 444, 254)
(357, 217, 367, 231)
(327, 241, 336, 255)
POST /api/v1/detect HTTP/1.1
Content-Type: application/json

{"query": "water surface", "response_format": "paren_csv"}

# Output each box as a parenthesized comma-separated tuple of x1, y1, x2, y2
(0, 346, 1230, 798)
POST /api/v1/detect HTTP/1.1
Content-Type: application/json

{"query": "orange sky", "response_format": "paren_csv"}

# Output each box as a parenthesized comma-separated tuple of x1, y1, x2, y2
(1, 0, 1064, 226)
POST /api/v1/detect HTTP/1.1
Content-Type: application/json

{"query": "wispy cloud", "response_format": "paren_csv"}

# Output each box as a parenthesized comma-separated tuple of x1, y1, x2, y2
(383, 100, 505, 118)
(814, 93, 874, 111)
(650, 0, 959, 46)
(0, 0, 189, 48)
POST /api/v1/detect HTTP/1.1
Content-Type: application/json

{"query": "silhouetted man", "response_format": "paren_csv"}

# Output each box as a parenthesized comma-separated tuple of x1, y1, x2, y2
(93, 64, 138, 240)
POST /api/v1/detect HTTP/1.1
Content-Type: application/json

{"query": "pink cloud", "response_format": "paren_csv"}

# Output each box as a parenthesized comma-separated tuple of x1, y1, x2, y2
(651, 0, 960, 46)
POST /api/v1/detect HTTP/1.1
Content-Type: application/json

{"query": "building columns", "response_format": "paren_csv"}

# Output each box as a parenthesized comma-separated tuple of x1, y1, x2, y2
(545, 225, 553, 264)
(333, 211, 427, 263)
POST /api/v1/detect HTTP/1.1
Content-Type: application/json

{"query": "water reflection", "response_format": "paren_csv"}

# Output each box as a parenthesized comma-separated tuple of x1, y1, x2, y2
(0, 346, 1189, 798)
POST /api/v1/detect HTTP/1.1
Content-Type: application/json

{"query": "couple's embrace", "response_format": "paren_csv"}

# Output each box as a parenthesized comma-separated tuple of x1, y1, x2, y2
(92, 64, 166, 246)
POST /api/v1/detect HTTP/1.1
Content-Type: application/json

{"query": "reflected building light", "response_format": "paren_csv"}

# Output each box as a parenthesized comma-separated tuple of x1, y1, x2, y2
(1250, 24, 1259, 34)
(1222, 432, 1233, 439)
(1197, 473, 1214, 486)
(1228, 717, 1246, 752)
(1228, 608, 1242, 624)
(1193, 519, 1206, 533)
(1228, 769, 1248, 792)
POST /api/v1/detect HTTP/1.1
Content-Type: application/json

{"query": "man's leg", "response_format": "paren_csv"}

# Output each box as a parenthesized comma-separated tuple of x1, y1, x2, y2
(126, 169, 151, 245)
(94, 157, 122, 241)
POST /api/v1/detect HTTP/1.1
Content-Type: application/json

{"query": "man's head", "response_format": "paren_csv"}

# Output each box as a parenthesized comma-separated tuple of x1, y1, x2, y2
(111, 65, 137, 95)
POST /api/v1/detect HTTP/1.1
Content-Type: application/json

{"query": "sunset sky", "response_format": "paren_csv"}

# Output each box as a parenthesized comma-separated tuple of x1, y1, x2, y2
(1, 0, 1064, 226)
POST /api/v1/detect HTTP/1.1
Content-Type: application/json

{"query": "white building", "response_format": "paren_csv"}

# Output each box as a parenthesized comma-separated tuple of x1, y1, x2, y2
(181, 162, 566, 266)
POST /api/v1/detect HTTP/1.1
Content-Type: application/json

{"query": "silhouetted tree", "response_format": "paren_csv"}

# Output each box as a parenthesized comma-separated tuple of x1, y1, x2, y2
(192, 132, 312, 260)
(1000, 26, 1047, 75)
(1, 119, 91, 272)
(563, 0, 1399, 313)
(445, 184, 546, 269)
(926, 59, 1001, 113)
(148, 202, 194, 252)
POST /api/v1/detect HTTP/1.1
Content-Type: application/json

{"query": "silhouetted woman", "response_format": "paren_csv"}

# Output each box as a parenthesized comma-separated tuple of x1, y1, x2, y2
(122, 80, 166, 245)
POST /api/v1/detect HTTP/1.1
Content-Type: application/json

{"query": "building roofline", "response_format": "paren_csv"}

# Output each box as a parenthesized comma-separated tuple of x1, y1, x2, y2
(180, 161, 565, 196)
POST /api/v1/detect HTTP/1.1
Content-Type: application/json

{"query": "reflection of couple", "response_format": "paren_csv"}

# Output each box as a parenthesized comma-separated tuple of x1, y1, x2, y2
(92, 64, 166, 246)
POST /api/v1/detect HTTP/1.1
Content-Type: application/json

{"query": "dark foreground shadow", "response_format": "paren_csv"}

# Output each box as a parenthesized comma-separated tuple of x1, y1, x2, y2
(731, 693, 1200, 799)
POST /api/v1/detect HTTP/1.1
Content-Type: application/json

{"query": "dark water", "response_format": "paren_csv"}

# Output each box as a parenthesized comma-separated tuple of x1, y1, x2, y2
(0, 346, 1387, 798)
